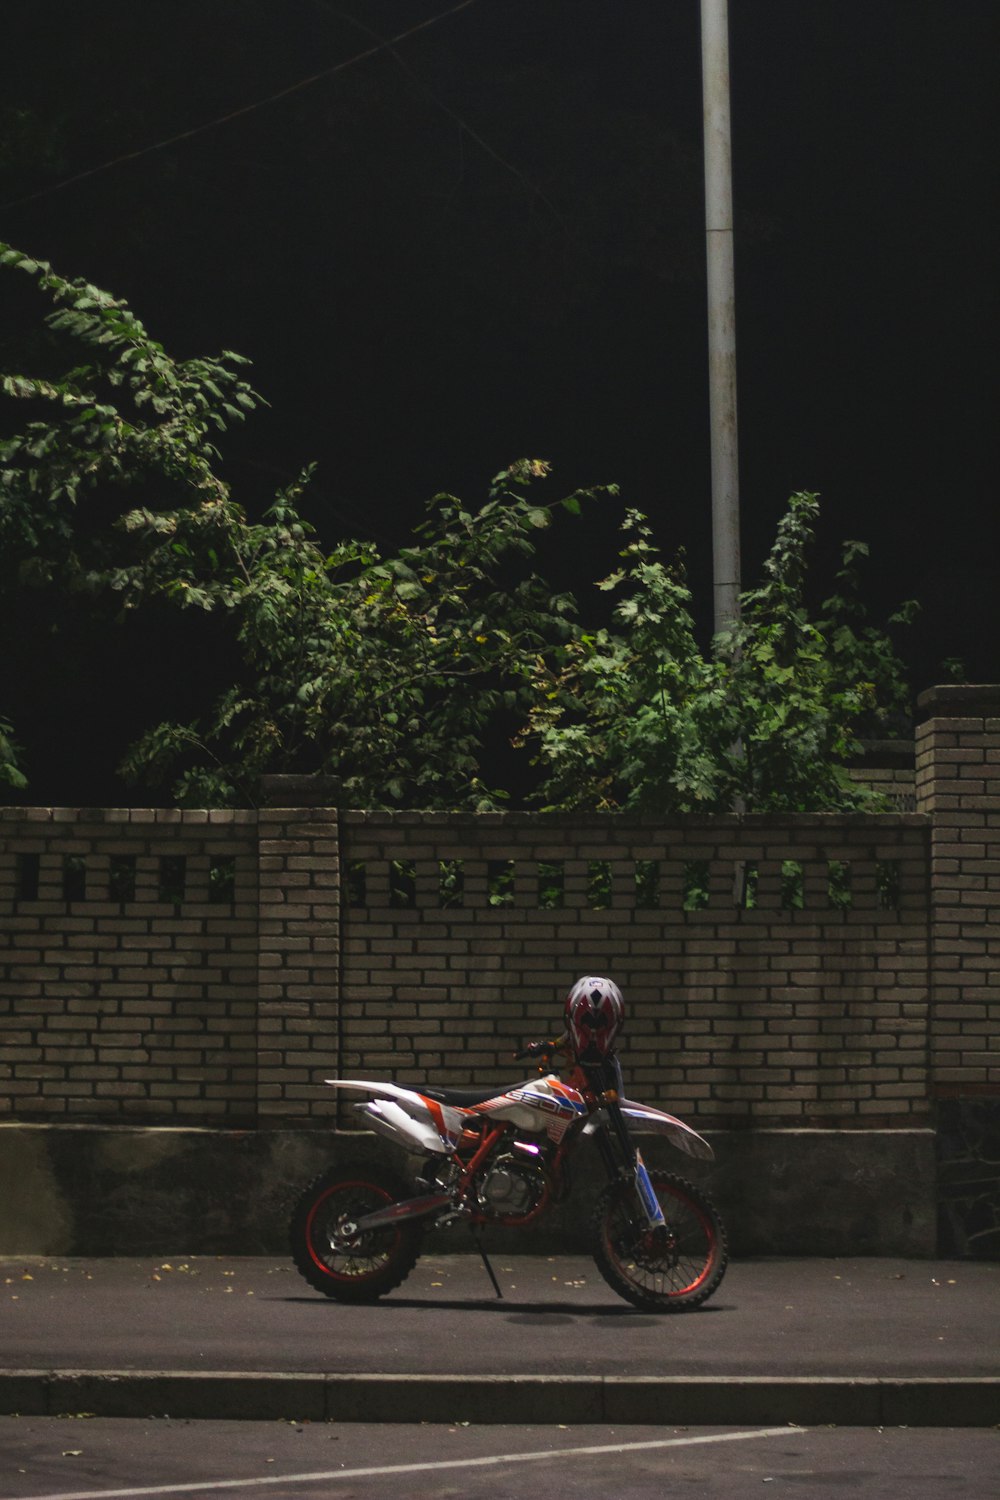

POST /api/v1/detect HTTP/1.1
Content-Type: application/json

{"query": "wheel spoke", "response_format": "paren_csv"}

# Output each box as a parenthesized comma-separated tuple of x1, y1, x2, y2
(290, 1164, 423, 1302)
(310, 1184, 398, 1278)
(593, 1169, 728, 1311)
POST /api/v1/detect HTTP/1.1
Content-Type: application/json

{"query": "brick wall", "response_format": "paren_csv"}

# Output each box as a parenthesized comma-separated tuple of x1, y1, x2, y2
(0, 809, 258, 1122)
(916, 687, 1000, 1095)
(340, 811, 930, 1127)
(257, 807, 341, 1121)
(2, 688, 998, 1132)
(849, 740, 917, 813)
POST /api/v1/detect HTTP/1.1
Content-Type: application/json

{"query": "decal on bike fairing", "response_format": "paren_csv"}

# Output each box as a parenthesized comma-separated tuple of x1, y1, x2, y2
(505, 1086, 586, 1119)
(419, 1095, 463, 1148)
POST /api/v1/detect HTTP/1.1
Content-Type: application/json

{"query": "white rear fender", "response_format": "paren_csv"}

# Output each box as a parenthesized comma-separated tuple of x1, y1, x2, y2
(323, 1078, 467, 1151)
(620, 1098, 714, 1160)
(357, 1098, 452, 1155)
(324, 1078, 429, 1107)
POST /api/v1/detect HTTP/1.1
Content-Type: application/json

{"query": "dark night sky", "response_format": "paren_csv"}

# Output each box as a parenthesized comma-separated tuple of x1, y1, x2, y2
(1, 0, 997, 803)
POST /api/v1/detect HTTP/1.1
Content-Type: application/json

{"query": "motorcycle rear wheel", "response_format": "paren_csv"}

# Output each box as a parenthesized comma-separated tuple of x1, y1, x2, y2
(289, 1164, 422, 1302)
(592, 1169, 727, 1312)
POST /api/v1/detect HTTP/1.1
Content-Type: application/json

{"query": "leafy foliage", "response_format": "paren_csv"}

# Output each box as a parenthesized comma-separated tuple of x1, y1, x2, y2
(0, 243, 260, 592)
(0, 718, 27, 790)
(521, 494, 915, 813)
(0, 241, 263, 798)
(518, 509, 719, 810)
(1, 245, 913, 812)
(118, 460, 604, 808)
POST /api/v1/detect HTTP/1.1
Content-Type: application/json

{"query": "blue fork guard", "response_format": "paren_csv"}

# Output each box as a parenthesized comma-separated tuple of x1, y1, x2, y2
(634, 1152, 666, 1227)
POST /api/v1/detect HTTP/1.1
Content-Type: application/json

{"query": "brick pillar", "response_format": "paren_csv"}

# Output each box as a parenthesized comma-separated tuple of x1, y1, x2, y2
(256, 800, 341, 1122)
(916, 686, 1000, 1097)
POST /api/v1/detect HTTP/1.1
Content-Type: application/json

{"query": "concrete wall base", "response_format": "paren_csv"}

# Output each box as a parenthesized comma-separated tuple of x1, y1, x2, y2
(936, 1099, 1000, 1259)
(0, 1124, 938, 1259)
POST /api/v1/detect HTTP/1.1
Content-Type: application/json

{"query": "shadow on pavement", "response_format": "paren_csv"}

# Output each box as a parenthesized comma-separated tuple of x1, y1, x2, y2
(279, 1293, 729, 1316)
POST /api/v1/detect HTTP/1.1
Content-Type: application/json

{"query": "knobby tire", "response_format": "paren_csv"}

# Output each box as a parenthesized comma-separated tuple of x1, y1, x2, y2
(592, 1168, 728, 1312)
(289, 1164, 422, 1303)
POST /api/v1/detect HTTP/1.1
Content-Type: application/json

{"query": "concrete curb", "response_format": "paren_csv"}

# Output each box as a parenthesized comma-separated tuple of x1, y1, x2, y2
(2, 1371, 998, 1427)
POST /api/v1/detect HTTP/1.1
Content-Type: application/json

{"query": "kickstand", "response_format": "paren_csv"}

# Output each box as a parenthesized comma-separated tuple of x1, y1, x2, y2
(472, 1230, 503, 1300)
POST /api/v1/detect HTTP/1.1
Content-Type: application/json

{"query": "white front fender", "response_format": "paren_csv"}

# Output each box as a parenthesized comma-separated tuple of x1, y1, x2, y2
(620, 1099, 714, 1160)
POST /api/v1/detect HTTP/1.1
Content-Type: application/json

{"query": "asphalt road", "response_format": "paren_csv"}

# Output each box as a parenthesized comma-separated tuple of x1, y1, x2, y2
(4, 1252, 998, 1432)
(3, 1254, 997, 1380)
(1, 1420, 999, 1500)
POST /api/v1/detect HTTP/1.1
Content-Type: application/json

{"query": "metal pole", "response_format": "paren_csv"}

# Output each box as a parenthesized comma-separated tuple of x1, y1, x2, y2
(700, 0, 741, 635)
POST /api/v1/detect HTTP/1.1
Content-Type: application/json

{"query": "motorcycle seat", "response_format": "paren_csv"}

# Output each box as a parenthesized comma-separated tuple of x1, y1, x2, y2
(422, 1085, 505, 1108)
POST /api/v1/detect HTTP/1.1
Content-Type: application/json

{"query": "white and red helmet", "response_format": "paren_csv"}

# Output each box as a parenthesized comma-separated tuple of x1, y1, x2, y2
(564, 976, 624, 1062)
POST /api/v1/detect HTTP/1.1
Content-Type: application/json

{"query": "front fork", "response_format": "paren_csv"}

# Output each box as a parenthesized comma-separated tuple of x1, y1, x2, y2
(596, 1095, 666, 1229)
(632, 1150, 666, 1227)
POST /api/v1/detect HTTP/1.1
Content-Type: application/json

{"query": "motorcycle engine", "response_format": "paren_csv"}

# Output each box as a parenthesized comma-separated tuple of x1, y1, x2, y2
(476, 1147, 548, 1220)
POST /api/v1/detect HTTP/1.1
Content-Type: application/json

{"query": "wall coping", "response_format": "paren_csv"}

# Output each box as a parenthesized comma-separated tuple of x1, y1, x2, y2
(0, 806, 931, 827)
(918, 684, 1000, 718)
(260, 774, 340, 807)
(0, 806, 256, 823)
(340, 809, 930, 828)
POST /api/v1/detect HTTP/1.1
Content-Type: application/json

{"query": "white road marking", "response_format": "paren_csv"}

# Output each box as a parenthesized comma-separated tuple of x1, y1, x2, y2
(13, 1426, 801, 1500)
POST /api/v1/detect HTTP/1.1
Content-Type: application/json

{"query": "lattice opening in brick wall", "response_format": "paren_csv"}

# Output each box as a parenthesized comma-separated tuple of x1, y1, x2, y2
(1, 810, 260, 1126)
(6, 784, 994, 1130)
(338, 812, 932, 1129)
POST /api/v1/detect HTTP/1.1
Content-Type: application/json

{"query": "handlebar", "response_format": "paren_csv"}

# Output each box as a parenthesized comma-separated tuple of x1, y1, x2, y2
(513, 1039, 560, 1062)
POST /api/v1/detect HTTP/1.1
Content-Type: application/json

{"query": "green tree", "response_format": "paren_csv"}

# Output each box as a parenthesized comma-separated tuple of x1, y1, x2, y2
(521, 495, 914, 813)
(0, 243, 602, 808)
(1, 245, 912, 812)
(0, 242, 264, 793)
(0, 248, 260, 571)
(0, 718, 27, 790)
(117, 460, 598, 808)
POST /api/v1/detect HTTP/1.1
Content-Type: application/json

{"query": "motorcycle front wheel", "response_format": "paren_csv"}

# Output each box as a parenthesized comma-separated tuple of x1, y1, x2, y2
(592, 1169, 728, 1312)
(289, 1164, 422, 1303)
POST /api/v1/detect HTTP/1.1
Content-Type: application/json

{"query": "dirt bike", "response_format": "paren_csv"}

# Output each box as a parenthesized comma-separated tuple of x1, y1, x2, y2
(289, 1041, 728, 1312)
